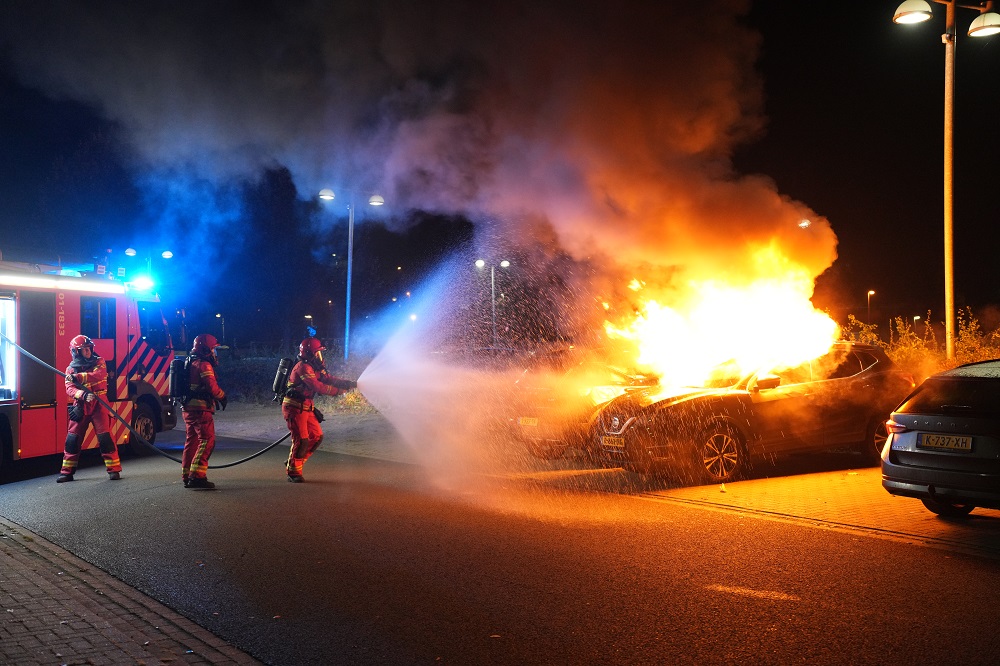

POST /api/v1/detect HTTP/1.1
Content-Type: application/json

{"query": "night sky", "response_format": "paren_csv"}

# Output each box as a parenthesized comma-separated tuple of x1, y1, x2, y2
(2, 1, 999, 352)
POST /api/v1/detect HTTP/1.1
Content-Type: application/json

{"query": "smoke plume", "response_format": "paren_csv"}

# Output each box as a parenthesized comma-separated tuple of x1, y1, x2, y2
(0, 0, 837, 321)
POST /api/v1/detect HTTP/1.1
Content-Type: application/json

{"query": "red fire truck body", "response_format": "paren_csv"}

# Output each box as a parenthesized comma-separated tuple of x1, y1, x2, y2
(0, 263, 177, 468)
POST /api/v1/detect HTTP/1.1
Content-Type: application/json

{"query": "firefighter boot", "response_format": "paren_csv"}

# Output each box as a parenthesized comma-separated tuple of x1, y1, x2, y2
(188, 477, 216, 489)
(287, 439, 308, 482)
(57, 433, 80, 482)
(97, 432, 122, 480)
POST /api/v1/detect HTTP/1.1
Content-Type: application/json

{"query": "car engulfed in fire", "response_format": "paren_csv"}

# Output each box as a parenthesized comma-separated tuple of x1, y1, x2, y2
(508, 347, 658, 461)
(593, 341, 914, 484)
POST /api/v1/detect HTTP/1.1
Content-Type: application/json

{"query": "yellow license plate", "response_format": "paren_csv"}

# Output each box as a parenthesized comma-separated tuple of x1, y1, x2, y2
(602, 436, 625, 449)
(518, 417, 538, 427)
(917, 433, 973, 451)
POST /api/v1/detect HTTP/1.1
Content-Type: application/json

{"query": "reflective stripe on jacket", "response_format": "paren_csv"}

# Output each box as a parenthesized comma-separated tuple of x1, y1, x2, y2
(184, 357, 226, 413)
(281, 360, 342, 411)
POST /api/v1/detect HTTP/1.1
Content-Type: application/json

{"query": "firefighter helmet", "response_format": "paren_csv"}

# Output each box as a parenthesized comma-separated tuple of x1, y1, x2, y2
(70, 335, 94, 358)
(299, 337, 325, 361)
(191, 333, 220, 358)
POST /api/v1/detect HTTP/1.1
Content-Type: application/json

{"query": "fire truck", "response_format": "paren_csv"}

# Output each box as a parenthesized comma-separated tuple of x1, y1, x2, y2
(0, 260, 177, 469)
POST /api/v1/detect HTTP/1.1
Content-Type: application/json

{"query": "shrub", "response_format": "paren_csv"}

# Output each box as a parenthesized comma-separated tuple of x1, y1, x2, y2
(214, 355, 377, 413)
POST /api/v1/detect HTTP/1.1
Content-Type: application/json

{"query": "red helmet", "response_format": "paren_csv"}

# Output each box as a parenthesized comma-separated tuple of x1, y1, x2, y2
(70, 335, 94, 358)
(191, 333, 220, 357)
(299, 337, 325, 360)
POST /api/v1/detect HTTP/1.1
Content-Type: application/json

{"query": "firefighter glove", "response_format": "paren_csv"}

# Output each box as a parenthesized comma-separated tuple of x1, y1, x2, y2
(215, 396, 228, 411)
(314, 407, 324, 423)
(68, 403, 84, 422)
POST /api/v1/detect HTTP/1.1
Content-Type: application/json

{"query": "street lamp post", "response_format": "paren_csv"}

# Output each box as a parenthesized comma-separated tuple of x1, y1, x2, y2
(867, 290, 876, 324)
(319, 188, 385, 361)
(893, 0, 1000, 359)
(215, 313, 225, 344)
(475, 259, 510, 347)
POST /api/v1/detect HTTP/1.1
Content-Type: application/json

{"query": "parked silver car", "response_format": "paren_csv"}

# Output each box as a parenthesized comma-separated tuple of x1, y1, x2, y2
(882, 359, 1000, 517)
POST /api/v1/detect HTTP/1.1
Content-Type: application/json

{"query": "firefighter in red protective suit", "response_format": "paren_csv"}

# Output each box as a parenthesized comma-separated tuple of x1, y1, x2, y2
(57, 335, 121, 482)
(282, 337, 357, 482)
(182, 334, 227, 489)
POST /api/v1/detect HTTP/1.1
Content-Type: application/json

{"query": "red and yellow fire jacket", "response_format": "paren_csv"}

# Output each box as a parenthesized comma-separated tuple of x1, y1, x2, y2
(65, 357, 108, 417)
(282, 361, 346, 412)
(184, 357, 226, 413)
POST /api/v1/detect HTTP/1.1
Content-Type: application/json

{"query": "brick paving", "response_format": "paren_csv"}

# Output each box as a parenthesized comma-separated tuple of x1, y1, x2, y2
(0, 516, 263, 666)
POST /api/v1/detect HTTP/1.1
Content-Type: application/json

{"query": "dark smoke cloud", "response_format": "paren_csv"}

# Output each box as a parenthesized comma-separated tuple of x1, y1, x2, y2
(0, 0, 837, 317)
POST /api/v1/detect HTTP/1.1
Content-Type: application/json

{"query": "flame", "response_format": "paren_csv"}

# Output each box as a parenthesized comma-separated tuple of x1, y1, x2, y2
(605, 245, 840, 386)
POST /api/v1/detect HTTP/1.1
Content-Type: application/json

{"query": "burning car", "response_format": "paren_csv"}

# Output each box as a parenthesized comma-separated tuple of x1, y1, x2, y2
(509, 347, 658, 460)
(594, 341, 914, 484)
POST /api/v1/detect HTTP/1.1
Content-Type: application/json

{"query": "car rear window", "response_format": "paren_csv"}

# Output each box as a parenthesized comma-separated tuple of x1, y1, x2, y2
(897, 377, 1000, 417)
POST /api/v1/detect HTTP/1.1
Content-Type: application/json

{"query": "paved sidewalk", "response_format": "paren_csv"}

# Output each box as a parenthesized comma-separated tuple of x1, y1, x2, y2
(0, 515, 263, 666)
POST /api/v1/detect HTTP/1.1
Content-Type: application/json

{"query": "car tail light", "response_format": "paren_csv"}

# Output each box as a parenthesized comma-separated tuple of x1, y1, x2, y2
(885, 418, 910, 435)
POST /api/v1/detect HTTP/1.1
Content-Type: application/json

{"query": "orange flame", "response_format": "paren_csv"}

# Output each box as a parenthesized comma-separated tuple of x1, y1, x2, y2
(605, 245, 840, 386)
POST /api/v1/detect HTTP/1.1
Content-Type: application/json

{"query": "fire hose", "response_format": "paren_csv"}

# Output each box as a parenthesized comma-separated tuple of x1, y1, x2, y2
(0, 331, 289, 469)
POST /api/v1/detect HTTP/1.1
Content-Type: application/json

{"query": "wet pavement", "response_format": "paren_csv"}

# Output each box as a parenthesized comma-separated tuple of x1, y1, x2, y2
(3, 417, 999, 664)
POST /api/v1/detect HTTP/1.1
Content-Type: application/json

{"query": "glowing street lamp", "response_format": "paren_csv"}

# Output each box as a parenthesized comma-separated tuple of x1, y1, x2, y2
(867, 290, 876, 325)
(318, 188, 385, 361)
(475, 259, 510, 347)
(893, 0, 1000, 358)
(215, 313, 225, 344)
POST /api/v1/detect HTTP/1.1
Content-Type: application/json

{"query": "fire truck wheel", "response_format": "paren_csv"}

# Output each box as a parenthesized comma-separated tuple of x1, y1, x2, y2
(130, 402, 157, 448)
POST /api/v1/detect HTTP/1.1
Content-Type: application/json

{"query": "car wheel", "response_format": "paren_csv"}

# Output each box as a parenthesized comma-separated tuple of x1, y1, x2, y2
(860, 416, 889, 462)
(130, 402, 157, 448)
(696, 423, 744, 484)
(525, 440, 569, 460)
(920, 497, 975, 517)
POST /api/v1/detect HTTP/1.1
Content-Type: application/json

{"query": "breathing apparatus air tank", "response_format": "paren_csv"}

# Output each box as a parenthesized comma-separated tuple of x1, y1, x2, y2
(168, 357, 187, 401)
(272, 357, 293, 402)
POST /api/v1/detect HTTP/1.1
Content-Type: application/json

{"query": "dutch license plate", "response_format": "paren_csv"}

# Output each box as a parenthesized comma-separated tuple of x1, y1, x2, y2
(602, 436, 625, 449)
(518, 417, 539, 427)
(917, 433, 973, 452)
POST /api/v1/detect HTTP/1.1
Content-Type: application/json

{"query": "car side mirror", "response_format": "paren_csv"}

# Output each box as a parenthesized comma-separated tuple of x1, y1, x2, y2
(754, 375, 781, 392)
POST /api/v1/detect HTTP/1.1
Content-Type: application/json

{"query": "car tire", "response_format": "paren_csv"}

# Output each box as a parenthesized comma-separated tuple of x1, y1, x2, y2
(859, 416, 889, 462)
(920, 497, 975, 517)
(695, 423, 745, 484)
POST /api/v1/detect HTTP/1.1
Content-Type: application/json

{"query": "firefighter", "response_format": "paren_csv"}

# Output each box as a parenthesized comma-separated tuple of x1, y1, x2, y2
(57, 335, 121, 482)
(282, 337, 357, 482)
(181, 333, 227, 489)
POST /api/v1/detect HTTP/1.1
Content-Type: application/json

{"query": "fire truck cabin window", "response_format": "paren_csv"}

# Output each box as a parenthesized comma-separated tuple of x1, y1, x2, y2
(0, 294, 16, 399)
(137, 303, 170, 352)
(81, 296, 116, 341)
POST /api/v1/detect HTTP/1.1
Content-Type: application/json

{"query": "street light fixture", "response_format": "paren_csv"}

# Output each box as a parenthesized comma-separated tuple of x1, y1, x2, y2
(867, 290, 876, 325)
(318, 188, 386, 361)
(475, 259, 510, 347)
(893, 0, 1000, 359)
(215, 313, 225, 344)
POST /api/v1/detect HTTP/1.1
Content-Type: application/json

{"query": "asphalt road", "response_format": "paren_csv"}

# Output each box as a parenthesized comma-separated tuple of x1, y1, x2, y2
(2, 434, 1000, 665)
